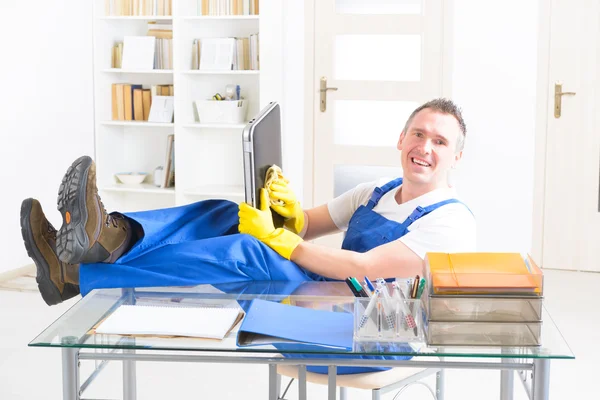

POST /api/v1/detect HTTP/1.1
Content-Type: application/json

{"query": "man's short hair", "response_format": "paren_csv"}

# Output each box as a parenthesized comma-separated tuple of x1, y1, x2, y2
(403, 98, 467, 151)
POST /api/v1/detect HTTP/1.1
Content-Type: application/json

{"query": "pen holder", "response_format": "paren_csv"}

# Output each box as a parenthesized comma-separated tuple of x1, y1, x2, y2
(353, 297, 424, 343)
(195, 99, 248, 124)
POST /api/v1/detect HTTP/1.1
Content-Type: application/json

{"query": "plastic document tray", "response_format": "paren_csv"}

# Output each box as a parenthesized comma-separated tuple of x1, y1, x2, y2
(421, 284, 543, 322)
(424, 320, 542, 346)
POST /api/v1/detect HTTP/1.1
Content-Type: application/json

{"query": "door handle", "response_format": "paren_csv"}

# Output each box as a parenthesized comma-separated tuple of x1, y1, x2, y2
(320, 77, 338, 112)
(554, 82, 576, 118)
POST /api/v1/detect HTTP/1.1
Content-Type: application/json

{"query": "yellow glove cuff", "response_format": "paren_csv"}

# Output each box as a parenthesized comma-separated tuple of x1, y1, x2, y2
(261, 228, 303, 260)
(283, 205, 305, 235)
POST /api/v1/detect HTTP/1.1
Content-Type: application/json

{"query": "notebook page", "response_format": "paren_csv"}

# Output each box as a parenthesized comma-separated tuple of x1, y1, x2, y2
(95, 305, 242, 339)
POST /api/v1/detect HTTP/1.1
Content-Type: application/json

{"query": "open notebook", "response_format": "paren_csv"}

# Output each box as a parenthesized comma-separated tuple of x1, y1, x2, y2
(95, 305, 244, 339)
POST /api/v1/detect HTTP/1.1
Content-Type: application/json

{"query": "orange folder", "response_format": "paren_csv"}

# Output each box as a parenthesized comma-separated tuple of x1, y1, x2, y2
(425, 252, 543, 295)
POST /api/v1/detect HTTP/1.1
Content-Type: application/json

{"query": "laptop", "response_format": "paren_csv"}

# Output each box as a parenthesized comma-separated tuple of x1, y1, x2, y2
(242, 102, 283, 212)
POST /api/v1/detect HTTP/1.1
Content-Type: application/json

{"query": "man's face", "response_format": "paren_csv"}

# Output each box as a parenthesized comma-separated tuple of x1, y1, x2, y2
(397, 108, 463, 189)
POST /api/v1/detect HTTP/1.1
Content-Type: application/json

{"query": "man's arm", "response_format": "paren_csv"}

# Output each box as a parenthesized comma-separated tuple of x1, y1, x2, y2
(290, 239, 424, 280)
(300, 204, 340, 240)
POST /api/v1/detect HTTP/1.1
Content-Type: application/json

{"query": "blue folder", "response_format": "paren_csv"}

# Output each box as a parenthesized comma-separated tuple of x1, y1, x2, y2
(236, 299, 353, 350)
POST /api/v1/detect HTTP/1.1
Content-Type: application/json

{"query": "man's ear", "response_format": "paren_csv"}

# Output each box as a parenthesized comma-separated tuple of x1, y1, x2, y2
(397, 131, 406, 151)
(453, 150, 463, 167)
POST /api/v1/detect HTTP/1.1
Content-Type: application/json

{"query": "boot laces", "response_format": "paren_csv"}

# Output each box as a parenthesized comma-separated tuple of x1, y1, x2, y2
(98, 196, 121, 228)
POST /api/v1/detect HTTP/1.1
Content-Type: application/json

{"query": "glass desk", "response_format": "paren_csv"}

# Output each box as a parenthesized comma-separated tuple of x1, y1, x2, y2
(30, 282, 574, 400)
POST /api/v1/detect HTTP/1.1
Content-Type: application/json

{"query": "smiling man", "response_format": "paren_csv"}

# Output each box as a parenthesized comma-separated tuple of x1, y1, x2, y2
(21, 98, 475, 308)
(239, 98, 476, 279)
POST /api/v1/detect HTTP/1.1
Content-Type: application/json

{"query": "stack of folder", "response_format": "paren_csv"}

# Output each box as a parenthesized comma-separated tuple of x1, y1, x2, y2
(421, 252, 544, 347)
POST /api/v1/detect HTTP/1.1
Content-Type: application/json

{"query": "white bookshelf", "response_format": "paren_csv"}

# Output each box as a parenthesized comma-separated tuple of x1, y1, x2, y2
(92, 0, 278, 212)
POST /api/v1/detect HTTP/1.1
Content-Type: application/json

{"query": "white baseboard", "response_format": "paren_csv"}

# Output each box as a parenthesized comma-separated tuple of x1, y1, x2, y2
(0, 264, 35, 282)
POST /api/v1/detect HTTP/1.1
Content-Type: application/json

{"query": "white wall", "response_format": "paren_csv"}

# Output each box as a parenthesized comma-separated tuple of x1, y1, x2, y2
(450, 0, 539, 252)
(0, 1, 94, 273)
(281, 0, 540, 253)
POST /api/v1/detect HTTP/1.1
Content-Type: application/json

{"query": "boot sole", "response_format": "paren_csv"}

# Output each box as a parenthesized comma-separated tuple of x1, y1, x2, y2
(20, 199, 63, 306)
(56, 156, 94, 264)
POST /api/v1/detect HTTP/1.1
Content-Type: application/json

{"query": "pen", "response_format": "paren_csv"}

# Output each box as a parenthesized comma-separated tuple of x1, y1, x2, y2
(362, 280, 372, 297)
(395, 280, 417, 336)
(379, 283, 396, 330)
(416, 278, 427, 299)
(411, 275, 420, 299)
(364, 276, 375, 292)
(358, 289, 380, 329)
(349, 277, 369, 297)
(345, 278, 361, 297)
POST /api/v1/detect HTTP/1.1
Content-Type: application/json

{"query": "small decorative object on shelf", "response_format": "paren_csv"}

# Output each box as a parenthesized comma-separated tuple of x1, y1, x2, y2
(115, 172, 148, 185)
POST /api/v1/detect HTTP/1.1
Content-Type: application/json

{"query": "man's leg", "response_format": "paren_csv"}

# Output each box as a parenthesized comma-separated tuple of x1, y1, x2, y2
(20, 198, 80, 305)
(79, 234, 315, 296)
(55, 155, 239, 266)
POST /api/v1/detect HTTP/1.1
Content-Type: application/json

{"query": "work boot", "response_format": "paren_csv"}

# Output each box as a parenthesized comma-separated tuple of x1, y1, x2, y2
(20, 198, 80, 306)
(56, 156, 132, 264)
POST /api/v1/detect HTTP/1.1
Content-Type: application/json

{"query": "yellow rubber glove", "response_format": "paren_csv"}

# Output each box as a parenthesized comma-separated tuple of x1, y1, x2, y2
(238, 188, 303, 260)
(268, 179, 305, 235)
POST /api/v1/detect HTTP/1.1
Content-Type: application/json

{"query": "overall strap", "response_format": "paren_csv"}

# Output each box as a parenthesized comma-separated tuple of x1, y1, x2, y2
(367, 178, 404, 210)
(405, 198, 473, 224)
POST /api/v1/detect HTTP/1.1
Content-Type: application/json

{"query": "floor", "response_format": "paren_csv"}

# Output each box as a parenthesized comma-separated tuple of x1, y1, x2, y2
(0, 268, 596, 400)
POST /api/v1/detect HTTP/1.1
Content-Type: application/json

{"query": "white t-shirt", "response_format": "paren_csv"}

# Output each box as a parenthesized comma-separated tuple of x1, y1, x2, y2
(327, 178, 477, 259)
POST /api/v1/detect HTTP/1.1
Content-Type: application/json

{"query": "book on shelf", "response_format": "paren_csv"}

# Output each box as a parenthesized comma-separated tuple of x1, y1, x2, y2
(105, 0, 172, 17)
(112, 42, 123, 68)
(111, 84, 172, 122)
(198, 0, 259, 16)
(195, 35, 258, 71)
(162, 134, 175, 188)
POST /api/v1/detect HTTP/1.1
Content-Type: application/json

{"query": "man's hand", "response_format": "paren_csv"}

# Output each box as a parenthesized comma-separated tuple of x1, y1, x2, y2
(268, 179, 305, 235)
(238, 188, 303, 259)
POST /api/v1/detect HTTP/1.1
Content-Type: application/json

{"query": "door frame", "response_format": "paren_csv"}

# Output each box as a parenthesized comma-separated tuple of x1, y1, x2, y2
(302, 0, 455, 208)
(531, 0, 552, 265)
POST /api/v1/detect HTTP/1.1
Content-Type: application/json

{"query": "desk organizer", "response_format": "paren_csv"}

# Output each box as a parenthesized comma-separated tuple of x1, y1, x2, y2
(421, 283, 543, 322)
(353, 297, 424, 343)
(423, 319, 542, 346)
(195, 99, 248, 124)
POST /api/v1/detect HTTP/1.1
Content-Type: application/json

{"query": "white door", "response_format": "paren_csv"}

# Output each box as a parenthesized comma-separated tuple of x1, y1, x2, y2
(311, 0, 446, 246)
(542, 0, 600, 271)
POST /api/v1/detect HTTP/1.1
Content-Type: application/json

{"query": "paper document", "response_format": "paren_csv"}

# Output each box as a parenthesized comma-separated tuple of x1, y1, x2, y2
(95, 305, 244, 339)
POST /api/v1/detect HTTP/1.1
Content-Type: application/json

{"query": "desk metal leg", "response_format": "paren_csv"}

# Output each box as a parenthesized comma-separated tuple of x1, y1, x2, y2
(298, 365, 307, 400)
(269, 364, 278, 400)
(62, 347, 80, 400)
(500, 369, 514, 400)
(123, 353, 137, 400)
(436, 368, 445, 400)
(532, 359, 550, 400)
(328, 365, 337, 400)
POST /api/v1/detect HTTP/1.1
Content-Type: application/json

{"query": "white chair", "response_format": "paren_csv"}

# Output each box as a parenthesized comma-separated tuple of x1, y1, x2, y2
(276, 360, 441, 400)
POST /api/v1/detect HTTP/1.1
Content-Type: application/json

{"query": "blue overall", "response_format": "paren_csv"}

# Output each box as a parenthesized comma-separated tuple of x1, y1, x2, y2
(79, 178, 465, 374)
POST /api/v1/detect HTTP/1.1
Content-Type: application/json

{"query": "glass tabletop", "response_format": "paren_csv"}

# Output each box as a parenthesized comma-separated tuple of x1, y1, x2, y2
(30, 281, 574, 360)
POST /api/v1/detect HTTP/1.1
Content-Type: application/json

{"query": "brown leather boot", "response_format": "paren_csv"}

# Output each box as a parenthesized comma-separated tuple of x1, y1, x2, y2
(20, 198, 80, 306)
(56, 156, 132, 264)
